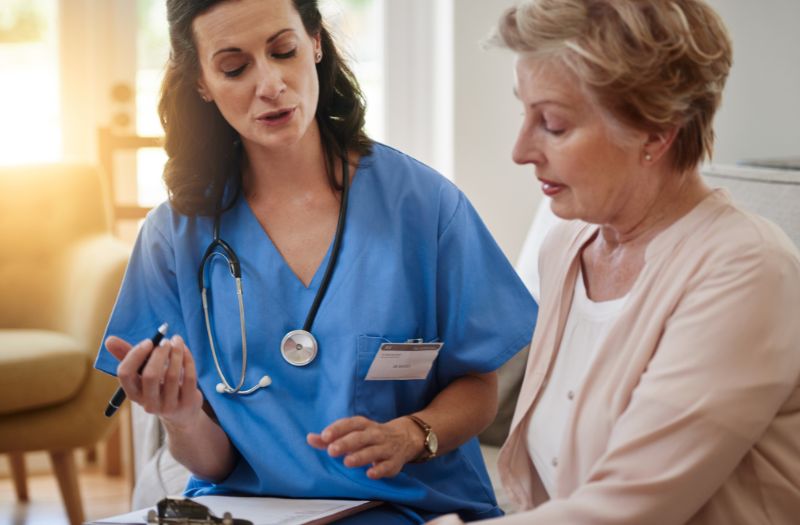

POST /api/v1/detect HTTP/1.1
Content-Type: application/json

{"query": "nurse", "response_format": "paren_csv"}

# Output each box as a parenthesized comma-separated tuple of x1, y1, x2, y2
(94, 0, 537, 523)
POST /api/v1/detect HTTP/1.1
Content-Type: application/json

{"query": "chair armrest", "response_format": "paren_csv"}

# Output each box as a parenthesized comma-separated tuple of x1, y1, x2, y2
(53, 233, 131, 352)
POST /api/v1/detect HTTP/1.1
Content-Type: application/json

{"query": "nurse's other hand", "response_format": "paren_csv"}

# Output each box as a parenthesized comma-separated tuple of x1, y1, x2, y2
(105, 334, 204, 427)
(307, 415, 424, 479)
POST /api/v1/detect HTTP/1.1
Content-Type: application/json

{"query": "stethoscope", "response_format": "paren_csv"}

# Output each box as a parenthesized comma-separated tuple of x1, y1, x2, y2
(198, 158, 350, 395)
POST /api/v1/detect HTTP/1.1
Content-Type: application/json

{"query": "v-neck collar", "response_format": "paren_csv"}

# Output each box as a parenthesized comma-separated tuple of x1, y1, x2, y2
(231, 157, 366, 292)
(236, 190, 334, 292)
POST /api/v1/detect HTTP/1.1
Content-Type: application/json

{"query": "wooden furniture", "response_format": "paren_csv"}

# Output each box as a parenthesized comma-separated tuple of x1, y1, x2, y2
(97, 126, 163, 224)
(0, 164, 131, 525)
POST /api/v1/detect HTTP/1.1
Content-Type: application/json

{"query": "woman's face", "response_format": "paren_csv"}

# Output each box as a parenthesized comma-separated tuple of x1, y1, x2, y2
(193, 0, 321, 154)
(512, 55, 648, 224)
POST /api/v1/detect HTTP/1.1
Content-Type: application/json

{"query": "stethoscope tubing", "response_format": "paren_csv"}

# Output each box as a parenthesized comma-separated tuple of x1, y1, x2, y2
(303, 158, 350, 331)
(198, 156, 350, 393)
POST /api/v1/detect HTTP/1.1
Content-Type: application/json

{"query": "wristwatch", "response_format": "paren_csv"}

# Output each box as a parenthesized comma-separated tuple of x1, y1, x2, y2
(406, 414, 438, 462)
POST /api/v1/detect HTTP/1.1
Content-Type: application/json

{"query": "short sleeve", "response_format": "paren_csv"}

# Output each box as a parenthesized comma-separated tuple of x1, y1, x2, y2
(434, 192, 538, 385)
(93, 207, 186, 376)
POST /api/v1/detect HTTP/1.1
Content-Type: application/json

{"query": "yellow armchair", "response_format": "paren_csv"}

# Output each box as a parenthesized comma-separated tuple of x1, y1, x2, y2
(0, 164, 131, 525)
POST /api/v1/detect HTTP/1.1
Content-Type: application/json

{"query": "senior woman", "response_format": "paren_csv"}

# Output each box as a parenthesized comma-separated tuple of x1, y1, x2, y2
(431, 0, 800, 524)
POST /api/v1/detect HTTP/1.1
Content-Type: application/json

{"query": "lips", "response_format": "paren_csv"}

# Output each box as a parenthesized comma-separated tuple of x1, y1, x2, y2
(256, 107, 295, 125)
(538, 178, 565, 196)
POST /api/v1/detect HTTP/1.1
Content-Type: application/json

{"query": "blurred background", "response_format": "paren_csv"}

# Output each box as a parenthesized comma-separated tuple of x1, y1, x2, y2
(0, 1, 798, 523)
(0, 0, 798, 254)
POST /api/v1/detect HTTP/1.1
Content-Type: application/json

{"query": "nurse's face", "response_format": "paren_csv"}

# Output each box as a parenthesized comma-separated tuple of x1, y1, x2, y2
(193, 0, 322, 154)
(512, 56, 647, 224)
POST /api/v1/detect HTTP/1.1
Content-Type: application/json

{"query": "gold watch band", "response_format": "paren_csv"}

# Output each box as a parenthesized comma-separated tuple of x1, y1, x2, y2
(406, 414, 437, 462)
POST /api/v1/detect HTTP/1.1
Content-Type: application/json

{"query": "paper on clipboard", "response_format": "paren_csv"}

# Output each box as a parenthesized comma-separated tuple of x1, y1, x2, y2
(88, 495, 381, 525)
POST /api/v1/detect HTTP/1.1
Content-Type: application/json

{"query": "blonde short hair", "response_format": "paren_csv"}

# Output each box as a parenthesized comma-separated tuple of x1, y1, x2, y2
(492, 0, 732, 172)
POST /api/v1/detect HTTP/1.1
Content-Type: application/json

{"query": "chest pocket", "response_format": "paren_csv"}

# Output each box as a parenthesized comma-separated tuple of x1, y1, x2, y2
(354, 335, 439, 422)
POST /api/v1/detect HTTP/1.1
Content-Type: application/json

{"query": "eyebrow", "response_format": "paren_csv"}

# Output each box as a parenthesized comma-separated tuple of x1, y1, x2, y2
(513, 88, 572, 110)
(211, 28, 296, 58)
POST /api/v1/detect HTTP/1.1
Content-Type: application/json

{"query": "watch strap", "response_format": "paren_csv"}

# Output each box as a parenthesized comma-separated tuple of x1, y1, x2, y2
(406, 415, 436, 462)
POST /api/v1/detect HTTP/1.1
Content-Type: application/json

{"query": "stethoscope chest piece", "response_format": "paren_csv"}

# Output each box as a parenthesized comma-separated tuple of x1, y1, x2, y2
(281, 329, 318, 366)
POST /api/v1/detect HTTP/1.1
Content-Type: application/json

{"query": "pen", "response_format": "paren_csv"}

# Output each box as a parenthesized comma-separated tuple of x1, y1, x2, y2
(104, 323, 169, 418)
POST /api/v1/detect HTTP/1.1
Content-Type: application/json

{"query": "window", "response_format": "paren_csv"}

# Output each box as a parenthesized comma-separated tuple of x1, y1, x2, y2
(321, 0, 385, 140)
(134, 0, 169, 207)
(132, 0, 386, 208)
(0, 0, 60, 165)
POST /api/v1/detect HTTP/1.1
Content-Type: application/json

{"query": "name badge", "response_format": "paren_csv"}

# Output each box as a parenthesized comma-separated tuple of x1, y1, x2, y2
(364, 341, 443, 381)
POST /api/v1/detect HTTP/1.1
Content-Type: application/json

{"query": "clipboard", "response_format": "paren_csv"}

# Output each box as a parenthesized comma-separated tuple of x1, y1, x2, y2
(302, 500, 383, 524)
(87, 496, 383, 525)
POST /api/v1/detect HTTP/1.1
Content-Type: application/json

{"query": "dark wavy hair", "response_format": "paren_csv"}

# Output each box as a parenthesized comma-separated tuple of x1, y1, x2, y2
(159, 0, 372, 215)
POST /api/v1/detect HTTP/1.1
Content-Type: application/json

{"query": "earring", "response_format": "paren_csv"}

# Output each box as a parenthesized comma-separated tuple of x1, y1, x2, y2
(315, 51, 322, 63)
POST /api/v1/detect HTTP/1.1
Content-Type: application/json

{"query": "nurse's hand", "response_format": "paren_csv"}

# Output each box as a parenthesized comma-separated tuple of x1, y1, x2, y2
(105, 334, 204, 428)
(307, 415, 425, 479)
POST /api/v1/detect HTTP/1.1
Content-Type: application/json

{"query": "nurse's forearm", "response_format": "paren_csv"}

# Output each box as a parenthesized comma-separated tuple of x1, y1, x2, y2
(409, 370, 499, 455)
(162, 409, 236, 483)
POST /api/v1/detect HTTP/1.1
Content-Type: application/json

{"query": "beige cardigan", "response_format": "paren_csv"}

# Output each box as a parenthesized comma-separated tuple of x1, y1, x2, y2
(496, 190, 800, 524)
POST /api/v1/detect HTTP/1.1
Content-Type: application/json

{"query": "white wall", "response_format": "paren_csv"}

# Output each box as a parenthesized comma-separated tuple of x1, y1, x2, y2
(448, 0, 800, 262)
(706, 0, 800, 164)
(452, 0, 538, 264)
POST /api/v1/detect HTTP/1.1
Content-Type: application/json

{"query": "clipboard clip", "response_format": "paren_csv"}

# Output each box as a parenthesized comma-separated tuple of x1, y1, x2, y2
(146, 498, 253, 525)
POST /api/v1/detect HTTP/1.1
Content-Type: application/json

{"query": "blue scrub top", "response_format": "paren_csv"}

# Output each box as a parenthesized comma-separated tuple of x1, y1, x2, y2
(95, 143, 538, 522)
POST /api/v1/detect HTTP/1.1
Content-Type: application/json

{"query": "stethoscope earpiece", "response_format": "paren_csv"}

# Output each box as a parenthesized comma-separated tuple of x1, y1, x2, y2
(215, 374, 272, 395)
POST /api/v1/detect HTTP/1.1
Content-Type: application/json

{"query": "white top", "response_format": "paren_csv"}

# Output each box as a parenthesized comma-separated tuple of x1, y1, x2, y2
(526, 268, 628, 496)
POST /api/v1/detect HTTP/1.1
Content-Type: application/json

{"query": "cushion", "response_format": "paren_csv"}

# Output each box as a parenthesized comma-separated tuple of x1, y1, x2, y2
(0, 164, 108, 329)
(701, 164, 800, 249)
(481, 444, 514, 513)
(0, 329, 88, 415)
(479, 345, 530, 447)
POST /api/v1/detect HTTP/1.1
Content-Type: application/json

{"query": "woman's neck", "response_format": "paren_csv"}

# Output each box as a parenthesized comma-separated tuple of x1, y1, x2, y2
(596, 167, 711, 252)
(241, 121, 331, 200)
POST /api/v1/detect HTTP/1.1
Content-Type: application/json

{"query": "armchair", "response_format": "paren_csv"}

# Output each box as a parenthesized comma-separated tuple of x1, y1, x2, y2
(0, 164, 130, 525)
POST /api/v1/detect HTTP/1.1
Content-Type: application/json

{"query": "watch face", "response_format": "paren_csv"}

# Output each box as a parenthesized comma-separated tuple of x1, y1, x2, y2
(427, 432, 439, 454)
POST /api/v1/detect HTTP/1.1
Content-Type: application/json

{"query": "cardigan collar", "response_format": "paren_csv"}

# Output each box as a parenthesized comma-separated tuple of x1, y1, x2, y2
(572, 188, 732, 264)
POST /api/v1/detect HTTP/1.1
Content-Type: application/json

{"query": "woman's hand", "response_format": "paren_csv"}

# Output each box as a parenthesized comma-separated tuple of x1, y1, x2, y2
(105, 334, 204, 428)
(307, 415, 425, 479)
(426, 514, 465, 525)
